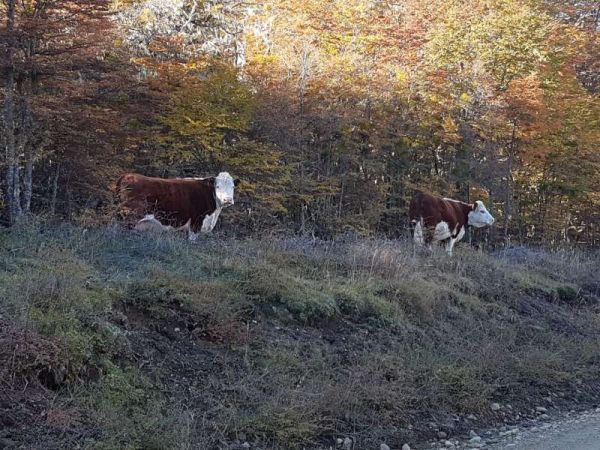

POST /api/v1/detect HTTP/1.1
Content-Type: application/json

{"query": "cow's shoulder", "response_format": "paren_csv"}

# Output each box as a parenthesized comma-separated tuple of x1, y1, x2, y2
(440, 197, 472, 224)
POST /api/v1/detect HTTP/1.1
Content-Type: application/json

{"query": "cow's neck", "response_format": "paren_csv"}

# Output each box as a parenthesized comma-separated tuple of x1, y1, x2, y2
(460, 202, 473, 226)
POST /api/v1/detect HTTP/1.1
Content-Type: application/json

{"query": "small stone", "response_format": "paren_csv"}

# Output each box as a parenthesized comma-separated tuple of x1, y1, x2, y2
(380, 444, 391, 450)
(336, 438, 343, 445)
(343, 437, 353, 450)
(402, 444, 411, 450)
(174, 327, 180, 332)
(467, 414, 477, 420)
(535, 406, 547, 413)
(491, 403, 501, 411)
(438, 431, 448, 439)
(539, 414, 550, 420)
(445, 440, 454, 447)
(241, 443, 250, 449)
(469, 436, 482, 444)
(469, 430, 478, 438)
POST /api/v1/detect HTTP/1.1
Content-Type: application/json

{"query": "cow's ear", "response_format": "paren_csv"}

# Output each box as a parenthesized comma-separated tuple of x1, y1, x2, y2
(205, 177, 216, 187)
(234, 178, 241, 187)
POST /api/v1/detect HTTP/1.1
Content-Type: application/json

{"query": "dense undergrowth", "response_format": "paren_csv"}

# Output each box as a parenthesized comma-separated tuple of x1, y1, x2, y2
(1, 221, 599, 449)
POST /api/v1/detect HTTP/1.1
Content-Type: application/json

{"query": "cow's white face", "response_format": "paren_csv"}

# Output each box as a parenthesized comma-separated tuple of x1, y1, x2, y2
(468, 201, 495, 228)
(214, 172, 237, 207)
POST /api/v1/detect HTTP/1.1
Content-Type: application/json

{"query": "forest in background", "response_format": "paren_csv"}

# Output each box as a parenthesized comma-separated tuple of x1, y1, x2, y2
(1, 0, 599, 245)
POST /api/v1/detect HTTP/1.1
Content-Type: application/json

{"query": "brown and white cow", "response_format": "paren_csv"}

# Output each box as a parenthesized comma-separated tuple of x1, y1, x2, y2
(116, 172, 239, 241)
(409, 191, 494, 255)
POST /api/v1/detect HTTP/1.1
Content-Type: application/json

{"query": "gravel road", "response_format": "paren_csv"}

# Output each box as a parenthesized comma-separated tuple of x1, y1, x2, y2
(425, 409, 600, 450)
(487, 409, 600, 450)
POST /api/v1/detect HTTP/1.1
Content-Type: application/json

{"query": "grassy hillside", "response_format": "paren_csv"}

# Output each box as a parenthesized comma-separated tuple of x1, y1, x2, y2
(1, 222, 599, 449)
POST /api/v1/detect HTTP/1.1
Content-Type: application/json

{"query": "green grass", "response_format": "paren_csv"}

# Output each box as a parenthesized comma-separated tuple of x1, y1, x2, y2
(1, 220, 599, 449)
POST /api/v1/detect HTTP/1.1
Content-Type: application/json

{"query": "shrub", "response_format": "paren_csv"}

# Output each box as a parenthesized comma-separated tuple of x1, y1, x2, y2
(242, 263, 338, 324)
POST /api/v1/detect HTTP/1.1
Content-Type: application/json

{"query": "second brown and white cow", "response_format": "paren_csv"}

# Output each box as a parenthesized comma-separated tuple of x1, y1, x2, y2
(409, 191, 494, 255)
(116, 172, 239, 241)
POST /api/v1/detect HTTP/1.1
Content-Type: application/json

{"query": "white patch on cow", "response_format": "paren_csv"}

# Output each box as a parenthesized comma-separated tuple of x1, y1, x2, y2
(214, 172, 236, 207)
(445, 225, 465, 256)
(455, 224, 465, 242)
(413, 218, 425, 244)
(433, 220, 452, 241)
(468, 200, 495, 228)
(201, 208, 222, 233)
(134, 214, 173, 233)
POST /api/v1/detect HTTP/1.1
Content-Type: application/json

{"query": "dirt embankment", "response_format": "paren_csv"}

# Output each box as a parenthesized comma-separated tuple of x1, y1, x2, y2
(1, 224, 599, 449)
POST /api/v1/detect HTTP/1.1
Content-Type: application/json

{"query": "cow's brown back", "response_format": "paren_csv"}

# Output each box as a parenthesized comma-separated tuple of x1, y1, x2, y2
(116, 173, 217, 231)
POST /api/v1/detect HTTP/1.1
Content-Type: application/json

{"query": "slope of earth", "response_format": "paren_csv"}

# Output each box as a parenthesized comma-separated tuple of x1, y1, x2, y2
(0, 222, 599, 449)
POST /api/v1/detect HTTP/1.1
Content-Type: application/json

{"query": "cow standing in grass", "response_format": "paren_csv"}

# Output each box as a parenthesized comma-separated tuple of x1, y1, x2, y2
(115, 172, 239, 241)
(409, 191, 495, 255)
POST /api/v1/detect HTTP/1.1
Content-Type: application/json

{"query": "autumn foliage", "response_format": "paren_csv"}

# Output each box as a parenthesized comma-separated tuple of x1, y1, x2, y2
(1, 0, 598, 245)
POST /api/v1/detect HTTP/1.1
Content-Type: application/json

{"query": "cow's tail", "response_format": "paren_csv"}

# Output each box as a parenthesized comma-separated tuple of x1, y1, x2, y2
(111, 174, 131, 225)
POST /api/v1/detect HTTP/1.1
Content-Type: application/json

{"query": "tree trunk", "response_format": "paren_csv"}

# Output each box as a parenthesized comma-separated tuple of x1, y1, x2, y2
(503, 123, 517, 244)
(298, 43, 310, 115)
(4, 0, 19, 224)
(23, 147, 34, 213)
(50, 164, 60, 216)
(18, 95, 34, 214)
(432, 145, 441, 176)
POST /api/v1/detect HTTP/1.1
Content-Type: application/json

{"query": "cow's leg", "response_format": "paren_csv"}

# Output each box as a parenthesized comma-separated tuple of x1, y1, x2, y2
(412, 218, 435, 254)
(445, 226, 465, 256)
(427, 240, 434, 252)
(413, 218, 425, 245)
(174, 219, 192, 240)
(445, 238, 456, 256)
